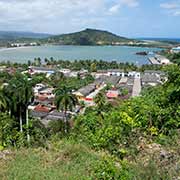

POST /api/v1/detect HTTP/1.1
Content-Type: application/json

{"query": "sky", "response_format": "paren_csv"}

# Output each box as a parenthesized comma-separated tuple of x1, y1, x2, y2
(0, 0, 180, 38)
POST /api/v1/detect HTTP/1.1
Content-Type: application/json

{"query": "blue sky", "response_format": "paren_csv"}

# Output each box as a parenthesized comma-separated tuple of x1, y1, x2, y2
(0, 0, 180, 38)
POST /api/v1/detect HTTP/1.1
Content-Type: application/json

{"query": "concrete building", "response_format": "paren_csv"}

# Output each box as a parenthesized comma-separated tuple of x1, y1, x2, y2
(141, 74, 161, 87)
(28, 66, 55, 76)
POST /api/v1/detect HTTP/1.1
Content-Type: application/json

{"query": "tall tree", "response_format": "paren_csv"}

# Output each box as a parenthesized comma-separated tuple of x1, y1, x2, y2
(55, 86, 78, 133)
(0, 88, 6, 111)
(94, 91, 106, 109)
(94, 91, 107, 120)
(3, 74, 33, 142)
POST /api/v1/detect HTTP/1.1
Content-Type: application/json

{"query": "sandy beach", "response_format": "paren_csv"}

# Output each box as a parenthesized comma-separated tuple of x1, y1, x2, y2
(0, 46, 32, 52)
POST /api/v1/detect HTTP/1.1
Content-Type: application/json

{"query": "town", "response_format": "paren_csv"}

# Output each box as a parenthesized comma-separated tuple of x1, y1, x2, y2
(0, 62, 167, 127)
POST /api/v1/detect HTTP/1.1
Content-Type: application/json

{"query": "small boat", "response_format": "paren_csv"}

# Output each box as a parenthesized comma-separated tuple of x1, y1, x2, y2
(136, 51, 148, 55)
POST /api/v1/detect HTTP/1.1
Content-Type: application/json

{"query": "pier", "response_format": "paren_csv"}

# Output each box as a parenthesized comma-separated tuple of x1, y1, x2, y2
(148, 57, 161, 65)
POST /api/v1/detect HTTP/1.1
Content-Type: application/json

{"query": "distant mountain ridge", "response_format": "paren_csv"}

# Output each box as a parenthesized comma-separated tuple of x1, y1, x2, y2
(0, 31, 52, 40)
(44, 28, 133, 45)
(137, 37, 180, 43)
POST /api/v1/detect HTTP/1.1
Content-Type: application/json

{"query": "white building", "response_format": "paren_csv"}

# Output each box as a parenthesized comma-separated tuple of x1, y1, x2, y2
(128, 71, 141, 78)
(28, 66, 55, 76)
(171, 47, 180, 53)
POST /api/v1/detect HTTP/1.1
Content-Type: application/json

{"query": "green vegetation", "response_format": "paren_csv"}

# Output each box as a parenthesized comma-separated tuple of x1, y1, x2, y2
(165, 52, 180, 64)
(0, 64, 180, 179)
(55, 85, 78, 133)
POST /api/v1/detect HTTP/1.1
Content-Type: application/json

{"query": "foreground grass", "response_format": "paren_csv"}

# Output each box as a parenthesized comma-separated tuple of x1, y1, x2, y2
(0, 135, 180, 180)
(0, 140, 102, 180)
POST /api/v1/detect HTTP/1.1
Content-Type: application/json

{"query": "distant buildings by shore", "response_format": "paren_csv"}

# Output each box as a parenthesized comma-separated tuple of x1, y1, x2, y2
(171, 47, 180, 53)
(7, 42, 40, 48)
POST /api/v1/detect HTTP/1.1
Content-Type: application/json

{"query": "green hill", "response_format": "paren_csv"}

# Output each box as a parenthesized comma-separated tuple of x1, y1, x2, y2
(44, 28, 132, 45)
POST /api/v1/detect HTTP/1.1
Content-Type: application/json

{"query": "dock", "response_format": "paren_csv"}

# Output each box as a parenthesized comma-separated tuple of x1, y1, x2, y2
(148, 57, 161, 65)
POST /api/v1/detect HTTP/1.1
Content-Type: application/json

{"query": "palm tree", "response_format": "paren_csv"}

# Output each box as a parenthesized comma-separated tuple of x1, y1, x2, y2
(20, 76, 33, 142)
(94, 91, 107, 120)
(55, 86, 78, 133)
(0, 88, 6, 111)
(16, 75, 33, 141)
(50, 72, 65, 87)
(94, 91, 106, 109)
(4, 74, 33, 142)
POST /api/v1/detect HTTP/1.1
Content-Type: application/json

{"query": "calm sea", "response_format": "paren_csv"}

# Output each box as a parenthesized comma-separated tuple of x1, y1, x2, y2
(0, 45, 162, 65)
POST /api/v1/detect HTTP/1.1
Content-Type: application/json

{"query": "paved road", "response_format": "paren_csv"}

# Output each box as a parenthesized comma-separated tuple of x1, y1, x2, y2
(132, 77, 141, 97)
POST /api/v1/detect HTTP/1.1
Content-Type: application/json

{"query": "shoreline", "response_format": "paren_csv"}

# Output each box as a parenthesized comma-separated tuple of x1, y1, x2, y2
(0, 46, 35, 52)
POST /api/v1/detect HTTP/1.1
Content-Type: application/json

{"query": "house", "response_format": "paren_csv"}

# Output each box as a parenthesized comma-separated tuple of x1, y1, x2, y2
(126, 77, 134, 86)
(141, 74, 161, 87)
(33, 86, 55, 110)
(31, 111, 49, 120)
(95, 70, 109, 77)
(119, 77, 128, 85)
(37, 87, 55, 99)
(28, 66, 55, 76)
(106, 76, 121, 87)
(128, 71, 141, 78)
(106, 90, 119, 99)
(107, 69, 125, 77)
(34, 104, 53, 113)
(95, 69, 125, 77)
(117, 77, 134, 95)
(29, 42, 38, 46)
(0, 66, 6, 72)
(41, 110, 71, 127)
(73, 83, 96, 100)
(31, 109, 71, 127)
(95, 75, 121, 87)
(143, 70, 166, 76)
(35, 87, 55, 106)
(10, 43, 26, 47)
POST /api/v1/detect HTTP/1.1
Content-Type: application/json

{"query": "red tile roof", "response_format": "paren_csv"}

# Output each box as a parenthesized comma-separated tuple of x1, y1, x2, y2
(106, 91, 119, 99)
(34, 105, 52, 113)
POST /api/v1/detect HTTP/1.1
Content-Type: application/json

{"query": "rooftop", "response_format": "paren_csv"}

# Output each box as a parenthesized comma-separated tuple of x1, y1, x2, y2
(77, 83, 96, 96)
(29, 66, 56, 72)
(141, 74, 160, 83)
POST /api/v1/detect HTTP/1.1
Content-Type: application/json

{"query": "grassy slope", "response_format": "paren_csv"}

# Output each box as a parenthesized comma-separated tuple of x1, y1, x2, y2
(0, 140, 101, 180)
(0, 135, 180, 179)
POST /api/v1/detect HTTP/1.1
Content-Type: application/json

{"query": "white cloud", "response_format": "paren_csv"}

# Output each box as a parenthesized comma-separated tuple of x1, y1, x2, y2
(160, 1, 180, 16)
(109, 4, 120, 14)
(108, 0, 139, 15)
(0, 0, 140, 33)
(120, 0, 139, 8)
(173, 11, 180, 16)
(160, 2, 180, 9)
